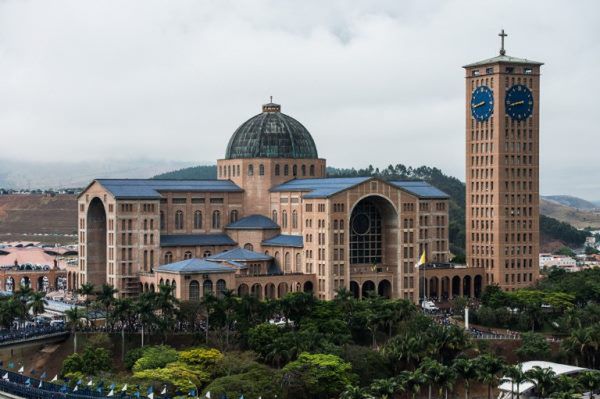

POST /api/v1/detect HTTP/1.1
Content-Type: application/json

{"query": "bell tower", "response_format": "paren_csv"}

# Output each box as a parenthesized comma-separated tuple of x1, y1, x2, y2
(463, 30, 543, 291)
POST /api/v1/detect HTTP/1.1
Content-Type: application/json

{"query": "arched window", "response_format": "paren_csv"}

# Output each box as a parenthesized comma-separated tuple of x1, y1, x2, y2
(160, 211, 165, 229)
(282, 210, 288, 228)
(184, 251, 193, 260)
(259, 164, 265, 176)
(189, 280, 200, 301)
(292, 165, 297, 176)
(274, 252, 281, 269)
(203, 280, 213, 296)
(143, 250, 148, 270)
(164, 251, 173, 264)
(212, 210, 221, 229)
(333, 220, 339, 229)
(284, 165, 289, 176)
(244, 243, 254, 251)
(230, 210, 238, 223)
(292, 210, 298, 229)
(175, 210, 184, 230)
(295, 253, 301, 273)
(144, 219, 148, 230)
(310, 165, 315, 176)
(203, 250, 211, 257)
(301, 165, 306, 176)
(237, 165, 240, 176)
(284, 252, 291, 273)
(275, 164, 280, 176)
(248, 164, 254, 176)
(194, 211, 202, 229)
(216, 279, 227, 298)
(272, 210, 278, 223)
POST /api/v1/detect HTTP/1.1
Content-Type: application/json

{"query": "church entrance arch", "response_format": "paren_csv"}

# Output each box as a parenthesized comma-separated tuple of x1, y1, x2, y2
(86, 197, 107, 287)
(349, 195, 398, 268)
(349, 281, 360, 298)
(378, 279, 392, 299)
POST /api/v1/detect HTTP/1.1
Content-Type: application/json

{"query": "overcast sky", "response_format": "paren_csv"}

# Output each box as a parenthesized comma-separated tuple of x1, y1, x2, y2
(1, 0, 599, 199)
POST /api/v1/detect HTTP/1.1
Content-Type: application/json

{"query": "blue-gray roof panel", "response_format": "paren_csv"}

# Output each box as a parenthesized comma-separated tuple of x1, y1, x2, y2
(160, 233, 236, 247)
(96, 179, 242, 199)
(157, 258, 236, 274)
(262, 234, 303, 248)
(226, 214, 279, 230)
(389, 181, 450, 199)
(207, 247, 272, 261)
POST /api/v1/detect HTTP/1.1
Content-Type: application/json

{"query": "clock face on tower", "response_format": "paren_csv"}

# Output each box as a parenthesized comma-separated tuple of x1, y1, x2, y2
(470, 86, 494, 121)
(505, 84, 533, 121)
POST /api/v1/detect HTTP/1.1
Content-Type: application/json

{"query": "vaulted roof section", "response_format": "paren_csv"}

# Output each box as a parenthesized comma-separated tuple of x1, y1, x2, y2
(87, 179, 242, 200)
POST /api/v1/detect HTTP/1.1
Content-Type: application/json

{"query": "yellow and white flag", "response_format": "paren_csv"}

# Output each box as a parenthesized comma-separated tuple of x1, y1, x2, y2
(415, 251, 426, 269)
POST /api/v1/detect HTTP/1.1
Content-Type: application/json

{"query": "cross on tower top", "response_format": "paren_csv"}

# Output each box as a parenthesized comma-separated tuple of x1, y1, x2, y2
(499, 29, 508, 56)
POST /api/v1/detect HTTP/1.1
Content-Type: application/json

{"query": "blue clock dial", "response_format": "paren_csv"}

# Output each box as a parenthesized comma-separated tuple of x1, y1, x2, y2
(505, 84, 533, 121)
(470, 86, 494, 121)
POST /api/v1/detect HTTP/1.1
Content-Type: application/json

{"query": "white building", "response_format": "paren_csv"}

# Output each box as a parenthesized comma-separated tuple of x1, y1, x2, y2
(539, 253, 578, 271)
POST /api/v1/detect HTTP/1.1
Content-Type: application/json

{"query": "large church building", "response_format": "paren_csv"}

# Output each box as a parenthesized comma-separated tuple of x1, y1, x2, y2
(73, 100, 454, 302)
(71, 35, 540, 302)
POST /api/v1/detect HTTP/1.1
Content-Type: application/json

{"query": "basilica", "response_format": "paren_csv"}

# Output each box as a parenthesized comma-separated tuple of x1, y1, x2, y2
(71, 99, 473, 302)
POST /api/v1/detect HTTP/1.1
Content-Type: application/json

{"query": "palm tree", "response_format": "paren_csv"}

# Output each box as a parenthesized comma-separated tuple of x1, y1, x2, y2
(420, 358, 443, 399)
(475, 354, 506, 399)
(406, 368, 428, 399)
(526, 366, 557, 399)
(503, 364, 528, 399)
(437, 364, 457, 399)
(340, 385, 372, 399)
(201, 293, 218, 344)
(28, 291, 48, 317)
(96, 284, 117, 327)
(77, 282, 95, 305)
(65, 307, 84, 353)
(578, 370, 600, 396)
(369, 378, 399, 399)
(135, 292, 158, 347)
(453, 358, 477, 399)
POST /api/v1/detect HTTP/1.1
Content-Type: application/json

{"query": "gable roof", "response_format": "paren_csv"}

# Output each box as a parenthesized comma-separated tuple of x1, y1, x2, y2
(160, 233, 236, 247)
(262, 234, 303, 248)
(389, 181, 449, 199)
(84, 179, 242, 199)
(270, 177, 371, 198)
(271, 177, 449, 199)
(226, 214, 279, 230)
(156, 258, 236, 274)
(207, 247, 272, 262)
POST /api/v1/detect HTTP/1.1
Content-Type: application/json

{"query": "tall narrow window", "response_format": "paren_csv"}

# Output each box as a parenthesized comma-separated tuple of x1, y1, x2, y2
(275, 164, 280, 176)
(175, 210, 184, 230)
(301, 165, 306, 176)
(282, 210, 288, 228)
(194, 211, 202, 229)
(292, 210, 298, 229)
(248, 164, 254, 176)
(160, 211, 165, 230)
(212, 210, 221, 229)
(310, 165, 315, 176)
(292, 165, 297, 176)
(230, 210, 238, 223)
(284, 165, 289, 176)
(259, 164, 265, 176)
(164, 251, 173, 264)
(272, 210, 278, 223)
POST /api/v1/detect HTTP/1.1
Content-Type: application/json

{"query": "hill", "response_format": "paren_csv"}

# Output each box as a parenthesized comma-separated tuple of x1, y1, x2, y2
(540, 198, 600, 229)
(542, 195, 599, 210)
(153, 165, 217, 180)
(0, 194, 78, 244)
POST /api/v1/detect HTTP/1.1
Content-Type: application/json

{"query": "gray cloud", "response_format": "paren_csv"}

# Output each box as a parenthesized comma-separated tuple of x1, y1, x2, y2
(0, 0, 598, 198)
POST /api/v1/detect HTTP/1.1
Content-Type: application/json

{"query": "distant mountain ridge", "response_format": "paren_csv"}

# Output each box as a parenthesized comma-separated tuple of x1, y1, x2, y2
(0, 158, 196, 190)
(542, 195, 599, 210)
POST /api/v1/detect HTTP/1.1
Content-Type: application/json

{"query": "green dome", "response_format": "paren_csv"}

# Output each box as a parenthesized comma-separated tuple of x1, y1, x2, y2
(225, 103, 318, 159)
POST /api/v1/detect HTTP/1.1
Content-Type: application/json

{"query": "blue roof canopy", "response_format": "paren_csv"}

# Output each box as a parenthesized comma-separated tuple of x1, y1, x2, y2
(262, 234, 303, 248)
(272, 177, 448, 199)
(93, 179, 242, 199)
(226, 215, 279, 230)
(156, 258, 236, 274)
(389, 181, 449, 199)
(160, 233, 236, 247)
(207, 247, 272, 262)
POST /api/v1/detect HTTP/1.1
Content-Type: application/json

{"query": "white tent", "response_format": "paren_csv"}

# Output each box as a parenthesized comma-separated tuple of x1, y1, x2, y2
(498, 361, 588, 399)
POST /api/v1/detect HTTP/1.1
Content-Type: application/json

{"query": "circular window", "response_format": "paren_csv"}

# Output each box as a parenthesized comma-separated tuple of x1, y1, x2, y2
(351, 213, 370, 235)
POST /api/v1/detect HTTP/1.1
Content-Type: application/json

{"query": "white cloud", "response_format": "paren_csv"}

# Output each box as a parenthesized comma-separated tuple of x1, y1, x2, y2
(0, 0, 598, 198)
